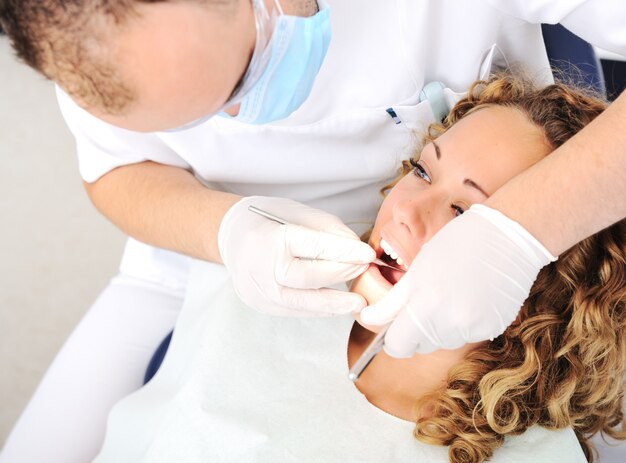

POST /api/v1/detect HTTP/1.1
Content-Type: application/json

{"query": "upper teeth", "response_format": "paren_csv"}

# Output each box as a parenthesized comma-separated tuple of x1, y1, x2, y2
(380, 238, 407, 268)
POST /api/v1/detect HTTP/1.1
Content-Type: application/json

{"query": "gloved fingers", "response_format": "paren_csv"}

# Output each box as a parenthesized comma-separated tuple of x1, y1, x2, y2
(279, 258, 369, 289)
(383, 308, 437, 358)
(278, 286, 367, 314)
(219, 195, 377, 317)
(285, 224, 375, 264)
(358, 275, 411, 325)
(359, 304, 401, 326)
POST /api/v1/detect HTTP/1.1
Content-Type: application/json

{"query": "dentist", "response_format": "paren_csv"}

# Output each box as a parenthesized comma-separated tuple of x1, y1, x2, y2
(1, 0, 625, 461)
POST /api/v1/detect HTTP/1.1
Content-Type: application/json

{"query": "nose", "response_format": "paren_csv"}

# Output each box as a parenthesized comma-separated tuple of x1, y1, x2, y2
(392, 192, 449, 243)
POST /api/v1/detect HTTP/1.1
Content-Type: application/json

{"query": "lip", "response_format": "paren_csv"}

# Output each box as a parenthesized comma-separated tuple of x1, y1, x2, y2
(373, 241, 384, 259)
(364, 263, 394, 292)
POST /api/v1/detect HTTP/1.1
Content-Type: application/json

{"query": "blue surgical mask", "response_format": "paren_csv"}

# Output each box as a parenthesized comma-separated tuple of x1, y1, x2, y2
(224, 1, 331, 124)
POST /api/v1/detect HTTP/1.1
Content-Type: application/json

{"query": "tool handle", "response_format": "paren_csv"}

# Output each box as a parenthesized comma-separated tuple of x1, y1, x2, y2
(248, 205, 288, 225)
(348, 325, 390, 382)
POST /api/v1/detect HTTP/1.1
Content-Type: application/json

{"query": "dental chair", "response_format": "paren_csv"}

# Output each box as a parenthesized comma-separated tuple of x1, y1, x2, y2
(541, 23, 606, 95)
(144, 331, 172, 384)
(142, 23, 606, 385)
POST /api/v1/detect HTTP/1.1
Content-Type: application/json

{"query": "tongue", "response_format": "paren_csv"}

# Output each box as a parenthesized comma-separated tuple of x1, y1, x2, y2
(379, 264, 404, 285)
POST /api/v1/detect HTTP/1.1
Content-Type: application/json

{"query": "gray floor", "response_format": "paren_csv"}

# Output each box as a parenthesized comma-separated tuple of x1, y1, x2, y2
(0, 37, 127, 446)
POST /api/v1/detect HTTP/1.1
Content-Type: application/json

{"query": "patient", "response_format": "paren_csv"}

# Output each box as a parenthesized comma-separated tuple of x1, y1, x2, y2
(350, 75, 626, 462)
(94, 75, 625, 463)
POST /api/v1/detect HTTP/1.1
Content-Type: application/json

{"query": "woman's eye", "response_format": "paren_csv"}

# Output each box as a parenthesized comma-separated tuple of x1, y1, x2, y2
(452, 204, 465, 217)
(409, 158, 431, 183)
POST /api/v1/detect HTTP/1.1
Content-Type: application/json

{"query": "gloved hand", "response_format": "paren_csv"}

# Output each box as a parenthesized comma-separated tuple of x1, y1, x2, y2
(218, 196, 376, 316)
(359, 204, 557, 356)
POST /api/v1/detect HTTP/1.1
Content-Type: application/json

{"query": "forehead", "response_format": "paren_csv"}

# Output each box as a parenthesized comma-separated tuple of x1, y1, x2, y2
(439, 106, 547, 155)
(93, 0, 253, 130)
(431, 106, 551, 191)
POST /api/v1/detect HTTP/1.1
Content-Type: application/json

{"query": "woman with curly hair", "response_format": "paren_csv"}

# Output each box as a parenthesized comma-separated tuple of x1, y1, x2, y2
(93, 75, 625, 463)
(352, 75, 625, 462)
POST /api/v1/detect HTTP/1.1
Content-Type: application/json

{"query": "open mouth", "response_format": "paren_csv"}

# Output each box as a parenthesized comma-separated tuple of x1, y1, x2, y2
(376, 238, 408, 286)
(378, 255, 405, 285)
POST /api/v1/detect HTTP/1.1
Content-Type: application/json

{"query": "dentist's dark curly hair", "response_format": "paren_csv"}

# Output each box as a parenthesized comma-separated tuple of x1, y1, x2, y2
(0, 0, 234, 113)
(405, 75, 625, 463)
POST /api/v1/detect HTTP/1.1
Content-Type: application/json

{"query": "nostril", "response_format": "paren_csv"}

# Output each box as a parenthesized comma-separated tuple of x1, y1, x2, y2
(393, 199, 427, 238)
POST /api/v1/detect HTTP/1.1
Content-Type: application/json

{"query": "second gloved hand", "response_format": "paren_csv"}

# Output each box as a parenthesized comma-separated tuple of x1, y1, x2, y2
(360, 204, 557, 355)
(218, 196, 376, 316)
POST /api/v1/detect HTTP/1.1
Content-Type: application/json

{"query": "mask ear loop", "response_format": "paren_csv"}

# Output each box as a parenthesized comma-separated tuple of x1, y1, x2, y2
(230, 0, 275, 102)
(272, 0, 284, 16)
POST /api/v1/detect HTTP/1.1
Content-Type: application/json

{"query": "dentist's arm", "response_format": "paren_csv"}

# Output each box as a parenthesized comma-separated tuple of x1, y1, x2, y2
(85, 161, 374, 316)
(361, 90, 626, 355)
(489, 89, 626, 255)
(84, 161, 238, 262)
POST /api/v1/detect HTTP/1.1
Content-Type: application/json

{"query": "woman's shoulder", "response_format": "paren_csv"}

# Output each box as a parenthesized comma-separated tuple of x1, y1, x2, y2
(493, 426, 586, 463)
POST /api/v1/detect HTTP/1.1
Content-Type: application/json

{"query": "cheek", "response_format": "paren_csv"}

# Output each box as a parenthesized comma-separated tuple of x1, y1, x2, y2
(369, 182, 409, 242)
(369, 200, 393, 245)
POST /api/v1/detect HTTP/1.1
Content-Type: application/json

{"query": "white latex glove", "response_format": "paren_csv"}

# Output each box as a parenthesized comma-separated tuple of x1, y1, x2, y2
(360, 204, 557, 356)
(218, 196, 376, 316)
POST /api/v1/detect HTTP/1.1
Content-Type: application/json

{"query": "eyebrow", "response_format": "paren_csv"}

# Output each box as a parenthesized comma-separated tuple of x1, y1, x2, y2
(431, 141, 490, 198)
(463, 179, 490, 197)
(433, 141, 441, 160)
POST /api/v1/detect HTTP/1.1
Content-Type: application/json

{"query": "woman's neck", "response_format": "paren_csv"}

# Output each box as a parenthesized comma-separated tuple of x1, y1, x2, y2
(347, 322, 476, 422)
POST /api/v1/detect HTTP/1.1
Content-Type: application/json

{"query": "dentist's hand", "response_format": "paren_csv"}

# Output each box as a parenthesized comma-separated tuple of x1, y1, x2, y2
(218, 196, 376, 316)
(360, 204, 557, 356)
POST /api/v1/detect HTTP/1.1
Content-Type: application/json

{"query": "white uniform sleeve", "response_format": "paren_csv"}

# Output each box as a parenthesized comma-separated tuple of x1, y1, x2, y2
(55, 86, 191, 183)
(485, 0, 626, 56)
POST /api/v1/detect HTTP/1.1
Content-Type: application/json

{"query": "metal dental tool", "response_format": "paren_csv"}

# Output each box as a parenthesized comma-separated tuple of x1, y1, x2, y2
(348, 324, 390, 382)
(248, 205, 398, 381)
(247, 205, 406, 273)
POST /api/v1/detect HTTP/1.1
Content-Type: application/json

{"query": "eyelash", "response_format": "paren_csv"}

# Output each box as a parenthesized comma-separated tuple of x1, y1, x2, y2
(409, 158, 466, 217)
(410, 158, 430, 182)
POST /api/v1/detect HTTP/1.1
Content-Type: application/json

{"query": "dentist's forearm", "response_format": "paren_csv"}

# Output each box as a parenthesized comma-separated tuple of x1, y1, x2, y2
(83, 161, 241, 262)
(486, 90, 626, 255)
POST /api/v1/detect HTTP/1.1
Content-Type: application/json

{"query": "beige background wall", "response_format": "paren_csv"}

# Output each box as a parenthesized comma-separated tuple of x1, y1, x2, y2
(0, 37, 127, 446)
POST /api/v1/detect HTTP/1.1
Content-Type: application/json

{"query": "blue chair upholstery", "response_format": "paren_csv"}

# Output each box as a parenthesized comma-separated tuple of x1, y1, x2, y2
(144, 331, 173, 384)
(542, 23, 606, 95)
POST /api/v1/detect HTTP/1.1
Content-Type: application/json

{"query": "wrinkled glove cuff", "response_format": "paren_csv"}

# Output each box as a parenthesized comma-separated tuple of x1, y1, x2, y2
(217, 196, 263, 266)
(470, 204, 558, 264)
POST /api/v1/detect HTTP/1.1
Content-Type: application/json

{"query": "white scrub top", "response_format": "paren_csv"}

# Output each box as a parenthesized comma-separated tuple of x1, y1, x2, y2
(57, 0, 626, 290)
(93, 261, 587, 462)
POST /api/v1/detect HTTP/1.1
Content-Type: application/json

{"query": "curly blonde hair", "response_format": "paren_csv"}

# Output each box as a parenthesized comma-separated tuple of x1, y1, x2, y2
(403, 75, 625, 462)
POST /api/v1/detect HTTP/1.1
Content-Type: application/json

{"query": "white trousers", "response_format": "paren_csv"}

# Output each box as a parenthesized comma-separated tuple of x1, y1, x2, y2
(0, 274, 184, 463)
